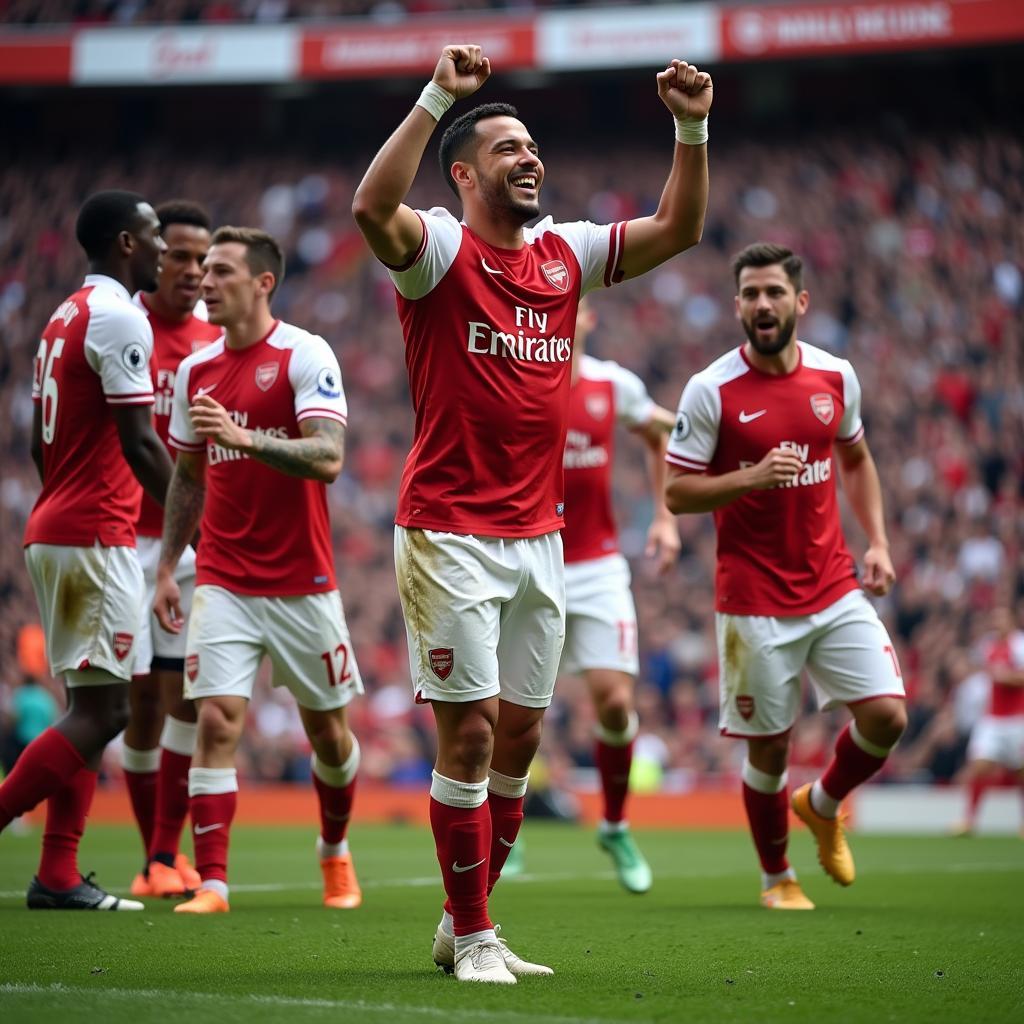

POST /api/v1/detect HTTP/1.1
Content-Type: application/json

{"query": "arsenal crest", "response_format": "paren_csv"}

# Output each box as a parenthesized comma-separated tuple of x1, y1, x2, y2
(186, 654, 199, 682)
(113, 632, 134, 661)
(541, 259, 569, 292)
(585, 392, 609, 420)
(428, 647, 454, 681)
(810, 393, 835, 425)
(736, 694, 755, 721)
(255, 362, 279, 391)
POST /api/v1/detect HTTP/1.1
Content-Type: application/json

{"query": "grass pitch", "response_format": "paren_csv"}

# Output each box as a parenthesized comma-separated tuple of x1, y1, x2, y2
(1, 819, 1021, 1023)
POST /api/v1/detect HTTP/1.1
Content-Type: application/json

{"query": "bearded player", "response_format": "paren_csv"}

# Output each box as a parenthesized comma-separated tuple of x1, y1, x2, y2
(123, 200, 221, 899)
(666, 243, 907, 909)
(353, 44, 711, 981)
(154, 227, 363, 914)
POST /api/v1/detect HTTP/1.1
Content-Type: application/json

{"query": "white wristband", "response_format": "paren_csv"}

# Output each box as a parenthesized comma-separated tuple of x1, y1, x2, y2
(416, 81, 456, 123)
(674, 115, 708, 146)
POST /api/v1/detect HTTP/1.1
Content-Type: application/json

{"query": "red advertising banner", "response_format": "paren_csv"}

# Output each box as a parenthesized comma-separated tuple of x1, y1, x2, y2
(722, 0, 1024, 60)
(301, 20, 536, 79)
(0, 35, 71, 84)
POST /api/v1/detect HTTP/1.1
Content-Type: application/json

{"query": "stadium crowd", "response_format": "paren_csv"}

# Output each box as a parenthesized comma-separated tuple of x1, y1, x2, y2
(2, 0, 609, 26)
(1, 124, 1021, 795)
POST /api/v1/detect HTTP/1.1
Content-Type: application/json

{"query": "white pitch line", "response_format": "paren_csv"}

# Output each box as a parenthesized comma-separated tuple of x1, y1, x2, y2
(0, 861, 1020, 902)
(0, 983, 620, 1024)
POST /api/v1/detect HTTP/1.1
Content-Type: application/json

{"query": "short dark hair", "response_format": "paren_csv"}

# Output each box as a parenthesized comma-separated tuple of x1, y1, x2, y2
(210, 225, 285, 298)
(75, 189, 148, 260)
(438, 102, 519, 197)
(731, 242, 804, 291)
(156, 199, 212, 234)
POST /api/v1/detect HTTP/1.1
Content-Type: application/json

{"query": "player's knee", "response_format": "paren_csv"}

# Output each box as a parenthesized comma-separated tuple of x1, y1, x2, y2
(858, 699, 907, 747)
(749, 734, 790, 776)
(449, 721, 494, 774)
(196, 701, 243, 751)
(597, 691, 632, 731)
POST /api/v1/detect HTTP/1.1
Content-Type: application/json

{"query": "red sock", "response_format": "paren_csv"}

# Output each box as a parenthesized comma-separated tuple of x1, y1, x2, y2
(37, 768, 99, 891)
(190, 791, 236, 885)
(430, 796, 491, 936)
(486, 792, 525, 895)
(124, 766, 158, 857)
(313, 774, 357, 845)
(0, 728, 85, 830)
(595, 738, 634, 824)
(820, 724, 887, 802)
(742, 783, 790, 875)
(148, 749, 192, 859)
(966, 776, 992, 825)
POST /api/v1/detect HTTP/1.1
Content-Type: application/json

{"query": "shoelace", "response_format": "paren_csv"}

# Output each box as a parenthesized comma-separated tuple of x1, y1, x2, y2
(470, 941, 505, 971)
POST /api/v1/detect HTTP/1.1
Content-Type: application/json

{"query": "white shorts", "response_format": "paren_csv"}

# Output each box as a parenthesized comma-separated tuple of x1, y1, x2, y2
(967, 715, 1024, 770)
(25, 542, 144, 684)
(717, 588, 906, 738)
(134, 535, 196, 676)
(560, 554, 639, 676)
(184, 585, 363, 711)
(394, 527, 565, 708)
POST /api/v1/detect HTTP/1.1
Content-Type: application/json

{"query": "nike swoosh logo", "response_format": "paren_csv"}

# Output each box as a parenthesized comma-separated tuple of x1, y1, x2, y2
(324, 811, 350, 822)
(481, 258, 504, 275)
(451, 858, 486, 873)
(739, 409, 766, 423)
(498, 837, 515, 848)
(194, 822, 224, 835)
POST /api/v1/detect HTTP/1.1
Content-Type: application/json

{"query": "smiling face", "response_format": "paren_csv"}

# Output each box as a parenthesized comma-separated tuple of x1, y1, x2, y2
(735, 263, 808, 357)
(455, 115, 544, 225)
(155, 223, 210, 316)
(128, 202, 167, 294)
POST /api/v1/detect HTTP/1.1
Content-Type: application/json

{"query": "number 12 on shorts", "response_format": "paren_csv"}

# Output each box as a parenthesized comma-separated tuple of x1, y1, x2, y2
(321, 642, 353, 687)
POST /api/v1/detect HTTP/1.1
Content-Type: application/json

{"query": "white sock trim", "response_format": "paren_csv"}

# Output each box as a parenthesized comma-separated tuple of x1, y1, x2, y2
(122, 744, 160, 773)
(311, 735, 360, 788)
(200, 878, 229, 902)
(763, 867, 796, 890)
(595, 710, 639, 747)
(188, 766, 238, 797)
(850, 721, 893, 759)
(487, 768, 528, 800)
(810, 779, 840, 819)
(160, 716, 198, 757)
(317, 836, 349, 860)
(454, 928, 497, 956)
(430, 770, 488, 809)
(439, 909, 454, 938)
(742, 759, 788, 795)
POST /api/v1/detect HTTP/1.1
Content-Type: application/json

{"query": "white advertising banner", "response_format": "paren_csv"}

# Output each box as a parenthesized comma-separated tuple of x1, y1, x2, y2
(73, 26, 299, 85)
(537, 5, 720, 70)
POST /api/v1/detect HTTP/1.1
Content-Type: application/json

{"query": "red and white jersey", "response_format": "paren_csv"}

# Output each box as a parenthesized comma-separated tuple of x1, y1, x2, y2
(983, 630, 1024, 717)
(25, 274, 154, 549)
(134, 294, 222, 539)
(168, 320, 347, 597)
(667, 341, 865, 616)
(387, 207, 626, 538)
(563, 354, 654, 564)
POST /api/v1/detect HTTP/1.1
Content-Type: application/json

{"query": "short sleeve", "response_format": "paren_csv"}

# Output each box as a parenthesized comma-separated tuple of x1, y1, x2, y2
(836, 361, 864, 445)
(608, 363, 655, 429)
(666, 375, 720, 473)
(84, 303, 155, 405)
(167, 356, 203, 452)
(387, 207, 464, 301)
(540, 219, 625, 296)
(289, 334, 348, 426)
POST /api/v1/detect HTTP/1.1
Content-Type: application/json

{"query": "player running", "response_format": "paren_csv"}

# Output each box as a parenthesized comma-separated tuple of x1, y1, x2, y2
(153, 227, 364, 914)
(0, 190, 172, 910)
(353, 44, 711, 981)
(546, 300, 679, 892)
(122, 200, 222, 899)
(954, 605, 1024, 835)
(665, 243, 907, 910)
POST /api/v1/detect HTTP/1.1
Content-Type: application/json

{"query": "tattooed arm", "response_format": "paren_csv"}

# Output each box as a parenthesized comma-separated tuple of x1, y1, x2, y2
(154, 450, 206, 634)
(187, 394, 344, 483)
